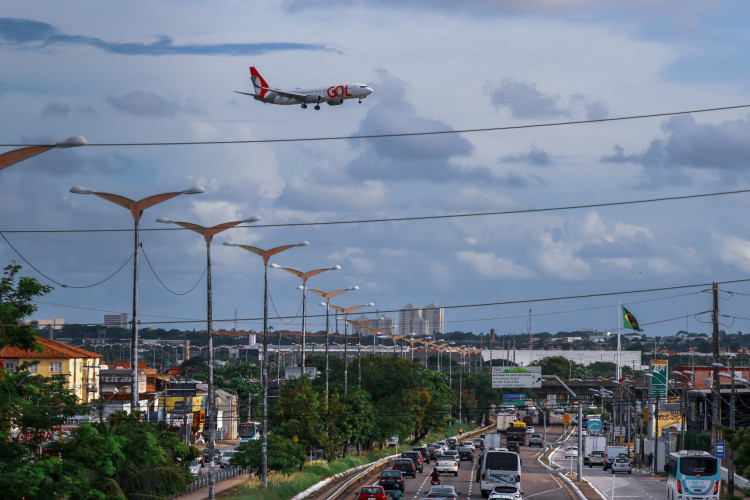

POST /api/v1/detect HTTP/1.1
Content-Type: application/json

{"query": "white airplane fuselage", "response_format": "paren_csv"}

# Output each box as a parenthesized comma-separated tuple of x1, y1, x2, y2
(257, 83, 372, 105)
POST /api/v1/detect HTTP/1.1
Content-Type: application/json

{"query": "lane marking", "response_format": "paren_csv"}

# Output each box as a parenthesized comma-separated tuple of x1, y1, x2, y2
(525, 474, 564, 498)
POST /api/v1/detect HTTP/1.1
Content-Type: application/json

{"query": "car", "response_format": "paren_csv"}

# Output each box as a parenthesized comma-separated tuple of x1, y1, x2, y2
(424, 484, 461, 498)
(414, 446, 431, 464)
(201, 447, 222, 465)
(392, 458, 417, 478)
(588, 450, 606, 467)
(611, 457, 632, 474)
(528, 434, 543, 447)
(488, 484, 525, 499)
(457, 445, 473, 461)
(461, 440, 475, 450)
(525, 426, 535, 434)
(434, 455, 459, 476)
(378, 469, 406, 491)
(219, 450, 237, 468)
(506, 441, 520, 453)
(446, 437, 459, 449)
(441, 449, 460, 466)
(564, 447, 578, 458)
(401, 451, 424, 472)
(357, 485, 388, 500)
(426, 446, 440, 461)
(473, 438, 484, 449)
(188, 458, 201, 477)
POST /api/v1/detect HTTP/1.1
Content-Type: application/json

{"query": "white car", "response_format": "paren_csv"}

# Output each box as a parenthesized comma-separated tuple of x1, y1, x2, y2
(219, 450, 237, 468)
(564, 447, 578, 458)
(525, 426, 535, 434)
(461, 440, 475, 450)
(188, 458, 201, 477)
(611, 457, 632, 474)
(488, 484, 525, 499)
(434, 455, 459, 476)
(442, 450, 461, 467)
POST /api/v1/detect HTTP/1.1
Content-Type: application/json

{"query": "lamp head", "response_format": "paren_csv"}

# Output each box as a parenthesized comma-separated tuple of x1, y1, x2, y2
(56, 136, 87, 148)
(70, 185, 93, 194)
(350, 285, 360, 291)
(182, 186, 206, 194)
(319, 302, 327, 307)
(296, 241, 310, 247)
(156, 217, 175, 224)
(270, 263, 282, 269)
(242, 216, 261, 223)
(223, 241, 238, 247)
(711, 362, 724, 368)
(297, 285, 305, 290)
(330, 265, 341, 270)
(365, 302, 374, 306)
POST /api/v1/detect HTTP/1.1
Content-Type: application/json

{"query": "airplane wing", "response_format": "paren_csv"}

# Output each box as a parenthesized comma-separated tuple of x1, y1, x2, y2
(234, 91, 260, 97)
(267, 88, 307, 101)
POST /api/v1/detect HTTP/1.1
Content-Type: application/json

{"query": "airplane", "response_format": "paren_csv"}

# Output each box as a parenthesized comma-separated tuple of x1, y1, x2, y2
(234, 66, 373, 109)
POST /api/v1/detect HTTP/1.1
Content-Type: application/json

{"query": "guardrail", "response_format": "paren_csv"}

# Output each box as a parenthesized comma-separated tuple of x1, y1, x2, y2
(177, 466, 247, 495)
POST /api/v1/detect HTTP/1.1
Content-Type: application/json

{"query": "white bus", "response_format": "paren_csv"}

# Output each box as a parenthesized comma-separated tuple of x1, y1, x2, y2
(665, 450, 720, 500)
(479, 449, 523, 498)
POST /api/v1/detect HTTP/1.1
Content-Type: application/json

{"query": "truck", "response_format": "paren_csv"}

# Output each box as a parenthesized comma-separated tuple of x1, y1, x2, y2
(505, 421, 527, 447)
(603, 445, 629, 471)
(583, 436, 607, 465)
(483, 433, 503, 450)
(496, 414, 515, 433)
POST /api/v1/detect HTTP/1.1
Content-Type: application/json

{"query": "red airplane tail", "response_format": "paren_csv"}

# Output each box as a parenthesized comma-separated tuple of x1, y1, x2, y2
(249, 67, 269, 98)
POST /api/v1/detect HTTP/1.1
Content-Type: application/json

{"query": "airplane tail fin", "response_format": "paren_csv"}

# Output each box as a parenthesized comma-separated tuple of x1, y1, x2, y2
(249, 67, 269, 98)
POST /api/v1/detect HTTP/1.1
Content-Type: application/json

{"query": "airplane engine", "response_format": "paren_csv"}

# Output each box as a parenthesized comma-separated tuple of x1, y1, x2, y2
(327, 99, 344, 106)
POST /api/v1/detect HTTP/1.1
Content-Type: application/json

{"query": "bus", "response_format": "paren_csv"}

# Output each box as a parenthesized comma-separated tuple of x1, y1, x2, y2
(237, 421, 261, 443)
(479, 449, 523, 498)
(665, 450, 720, 500)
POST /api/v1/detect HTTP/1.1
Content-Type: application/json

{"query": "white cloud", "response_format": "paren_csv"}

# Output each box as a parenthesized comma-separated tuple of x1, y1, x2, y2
(535, 233, 591, 280)
(456, 251, 535, 279)
(719, 234, 750, 273)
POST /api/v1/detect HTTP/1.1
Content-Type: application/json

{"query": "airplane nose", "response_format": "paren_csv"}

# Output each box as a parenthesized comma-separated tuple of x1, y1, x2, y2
(365, 86, 373, 95)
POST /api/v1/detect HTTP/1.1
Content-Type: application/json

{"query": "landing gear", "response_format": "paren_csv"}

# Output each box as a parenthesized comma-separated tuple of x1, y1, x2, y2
(358, 99, 363, 103)
(301, 103, 307, 109)
(314, 105, 321, 110)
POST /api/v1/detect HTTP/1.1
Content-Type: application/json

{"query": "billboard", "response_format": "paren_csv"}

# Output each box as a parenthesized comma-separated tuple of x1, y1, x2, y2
(492, 366, 542, 388)
(650, 360, 668, 398)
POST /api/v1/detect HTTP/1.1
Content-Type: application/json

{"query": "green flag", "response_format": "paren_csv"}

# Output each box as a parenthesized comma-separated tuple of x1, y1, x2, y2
(622, 305, 643, 331)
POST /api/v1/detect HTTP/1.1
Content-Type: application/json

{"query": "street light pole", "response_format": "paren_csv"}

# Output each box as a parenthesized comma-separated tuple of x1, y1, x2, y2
(157, 216, 260, 500)
(71, 184, 205, 413)
(271, 265, 340, 375)
(0, 136, 86, 171)
(309, 286, 359, 404)
(331, 304, 374, 394)
(346, 318, 375, 388)
(222, 240, 308, 490)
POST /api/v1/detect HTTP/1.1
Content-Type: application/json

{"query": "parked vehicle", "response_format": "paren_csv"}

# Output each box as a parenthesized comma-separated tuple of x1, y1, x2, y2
(357, 486, 388, 500)
(392, 458, 417, 478)
(401, 451, 424, 472)
(378, 469, 406, 491)
(611, 456, 632, 474)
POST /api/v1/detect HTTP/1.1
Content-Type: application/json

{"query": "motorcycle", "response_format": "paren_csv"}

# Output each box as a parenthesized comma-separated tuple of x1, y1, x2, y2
(430, 476, 441, 485)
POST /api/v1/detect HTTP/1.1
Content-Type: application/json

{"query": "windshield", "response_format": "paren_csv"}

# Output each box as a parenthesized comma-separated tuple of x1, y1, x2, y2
(382, 471, 400, 477)
(680, 457, 718, 475)
(493, 486, 519, 493)
(485, 451, 519, 470)
(238, 423, 257, 439)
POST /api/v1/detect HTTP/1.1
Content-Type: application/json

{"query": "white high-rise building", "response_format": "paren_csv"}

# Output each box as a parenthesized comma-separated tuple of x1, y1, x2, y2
(350, 314, 395, 335)
(400, 304, 429, 336)
(104, 313, 129, 329)
(422, 303, 444, 335)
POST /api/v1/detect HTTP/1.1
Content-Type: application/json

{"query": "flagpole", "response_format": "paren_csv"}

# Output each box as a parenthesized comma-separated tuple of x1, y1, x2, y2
(617, 301, 622, 381)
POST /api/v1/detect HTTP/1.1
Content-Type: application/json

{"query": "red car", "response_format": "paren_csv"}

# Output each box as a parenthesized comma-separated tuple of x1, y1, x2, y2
(357, 485, 388, 500)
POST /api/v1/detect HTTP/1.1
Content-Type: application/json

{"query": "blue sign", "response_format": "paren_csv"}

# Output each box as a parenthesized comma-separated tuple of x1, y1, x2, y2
(715, 443, 725, 458)
(503, 394, 526, 399)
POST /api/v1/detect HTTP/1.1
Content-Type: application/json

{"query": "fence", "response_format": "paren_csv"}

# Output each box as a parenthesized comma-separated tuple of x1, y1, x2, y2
(177, 466, 248, 496)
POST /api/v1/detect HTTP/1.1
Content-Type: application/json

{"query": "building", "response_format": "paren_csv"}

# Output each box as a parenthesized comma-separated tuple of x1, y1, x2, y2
(399, 304, 429, 336)
(25, 318, 65, 330)
(0, 336, 102, 403)
(350, 313, 396, 336)
(422, 303, 444, 335)
(104, 313, 129, 329)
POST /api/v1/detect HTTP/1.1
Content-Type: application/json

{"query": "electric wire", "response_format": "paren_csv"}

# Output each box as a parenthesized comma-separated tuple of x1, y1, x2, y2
(4, 188, 750, 234)
(3, 103, 749, 147)
(140, 241, 207, 296)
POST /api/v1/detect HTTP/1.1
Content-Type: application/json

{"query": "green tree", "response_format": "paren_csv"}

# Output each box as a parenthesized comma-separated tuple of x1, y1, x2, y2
(0, 262, 53, 350)
(232, 434, 305, 475)
(271, 377, 324, 470)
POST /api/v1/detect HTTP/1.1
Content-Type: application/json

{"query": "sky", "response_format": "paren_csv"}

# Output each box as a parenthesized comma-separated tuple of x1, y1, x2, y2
(3, 1, 750, 340)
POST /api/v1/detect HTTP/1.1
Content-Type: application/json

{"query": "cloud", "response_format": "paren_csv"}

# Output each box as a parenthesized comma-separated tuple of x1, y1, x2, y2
(276, 177, 387, 211)
(456, 250, 535, 279)
(105, 91, 201, 117)
(500, 143, 552, 166)
(0, 18, 335, 56)
(484, 79, 608, 120)
(40, 101, 71, 118)
(718, 234, 750, 273)
(601, 114, 750, 185)
(346, 70, 533, 185)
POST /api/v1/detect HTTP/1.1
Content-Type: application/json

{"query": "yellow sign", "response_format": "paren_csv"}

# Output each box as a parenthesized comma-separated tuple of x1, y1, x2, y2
(563, 414, 570, 427)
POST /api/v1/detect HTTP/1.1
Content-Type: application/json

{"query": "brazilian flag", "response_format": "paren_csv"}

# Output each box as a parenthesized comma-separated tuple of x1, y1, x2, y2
(622, 305, 643, 331)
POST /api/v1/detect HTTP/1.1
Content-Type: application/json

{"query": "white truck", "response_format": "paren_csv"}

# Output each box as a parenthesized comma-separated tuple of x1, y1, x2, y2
(583, 436, 607, 465)
(603, 445, 629, 471)
(483, 433, 503, 450)
(495, 414, 515, 433)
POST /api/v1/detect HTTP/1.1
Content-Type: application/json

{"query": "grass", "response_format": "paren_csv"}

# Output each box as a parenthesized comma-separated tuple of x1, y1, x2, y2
(222, 423, 479, 499)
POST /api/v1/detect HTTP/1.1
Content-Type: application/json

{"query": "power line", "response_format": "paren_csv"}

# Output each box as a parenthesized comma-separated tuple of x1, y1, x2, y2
(3, 188, 750, 234)
(2, 103, 749, 148)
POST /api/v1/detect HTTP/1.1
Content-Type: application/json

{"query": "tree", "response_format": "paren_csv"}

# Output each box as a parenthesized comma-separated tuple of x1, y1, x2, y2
(0, 262, 53, 350)
(271, 377, 325, 470)
(232, 434, 305, 475)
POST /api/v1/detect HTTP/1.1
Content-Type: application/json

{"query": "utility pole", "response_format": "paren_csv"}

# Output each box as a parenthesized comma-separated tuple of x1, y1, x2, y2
(711, 282, 720, 450)
(490, 328, 494, 371)
(728, 357, 736, 498)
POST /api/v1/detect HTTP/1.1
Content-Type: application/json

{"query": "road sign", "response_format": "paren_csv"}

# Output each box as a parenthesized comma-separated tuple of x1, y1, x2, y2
(715, 442, 726, 458)
(492, 366, 542, 388)
(503, 394, 526, 399)
(650, 360, 668, 398)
